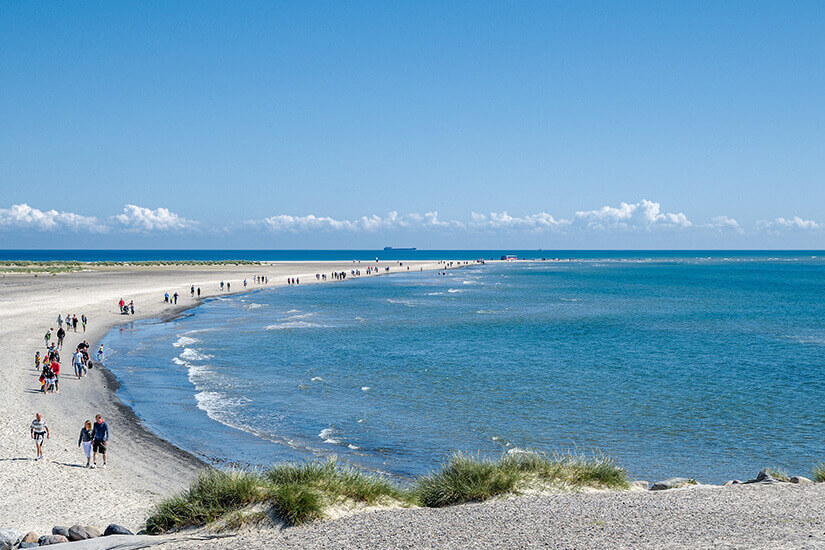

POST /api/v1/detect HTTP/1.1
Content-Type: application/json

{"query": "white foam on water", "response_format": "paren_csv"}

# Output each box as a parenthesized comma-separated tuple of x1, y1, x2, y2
(311, 376, 324, 382)
(426, 292, 444, 296)
(318, 428, 341, 445)
(173, 336, 200, 347)
(187, 364, 211, 385)
(245, 303, 266, 310)
(266, 320, 325, 330)
(447, 288, 464, 293)
(347, 444, 361, 450)
(361, 386, 371, 391)
(193, 391, 251, 431)
(507, 447, 531, 455)
(387, 299, 415, 306)
(788, 335, 825, 346)
(172, 357, 187, 366)
(284, 309, 301, 314)
(180, 348, 213, 361)
(284, 312, 315, 320)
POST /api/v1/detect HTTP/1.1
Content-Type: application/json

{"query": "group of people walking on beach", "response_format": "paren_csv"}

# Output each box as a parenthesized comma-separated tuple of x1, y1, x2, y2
(30, 412, 109, 468)
(31, 311, 110, 467)
(39, 320, 101, 391)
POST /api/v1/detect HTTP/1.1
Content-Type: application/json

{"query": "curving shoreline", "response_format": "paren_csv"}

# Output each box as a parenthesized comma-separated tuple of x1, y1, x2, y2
(0, 260, 467, 533)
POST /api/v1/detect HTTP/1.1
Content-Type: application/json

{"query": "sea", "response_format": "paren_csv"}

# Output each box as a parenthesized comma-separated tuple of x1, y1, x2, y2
(89, 251, 825, 483)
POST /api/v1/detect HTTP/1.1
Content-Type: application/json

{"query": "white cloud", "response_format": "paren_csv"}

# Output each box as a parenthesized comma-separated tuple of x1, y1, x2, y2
(0, 203, 102, 232)
(257, 211, 460, 233)
(112, 204, 197, 232)
(572, 200, 692, 230)
(757, 216, 821, 231)
(705, 215, 743, 233)
(469, 211, 565, 231)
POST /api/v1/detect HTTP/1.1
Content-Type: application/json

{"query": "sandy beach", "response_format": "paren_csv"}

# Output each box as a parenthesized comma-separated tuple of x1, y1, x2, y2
(0, 260, 458, 534)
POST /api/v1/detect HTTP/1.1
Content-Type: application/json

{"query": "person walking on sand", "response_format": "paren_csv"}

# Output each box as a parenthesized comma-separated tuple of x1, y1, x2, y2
(220, 281, 224, 291)
(56, 326, 65, 350)
(130, 300, 134, 314)
(190, 285, 195, 297)
(30, 413, 49, 461)
(91, 414, 109, 468)
(96, 344, 104, 363)
(57, 314, 63, 330)
(73, 349, 84, 379)
(173, 292, 178, 304)
(82, 314, 87, 332)
(72, 314, 78, 332)
(227, 282, 231, 291)
(78, 420, 94, 468)
(45, 328, 52, 348)
(51, 359, 60, 393)
(34, 350, 41, 371)
(197, 287, 201, 297)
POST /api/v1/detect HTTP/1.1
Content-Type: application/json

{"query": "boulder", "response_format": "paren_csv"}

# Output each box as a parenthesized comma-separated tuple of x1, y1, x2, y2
(631, 480, 649, 491)
(790, 476, 813, 484)
(651, 477, 696, 491)
(723, 480, 742, 486)
(68, 525, 101, 541)
(0, 528, 22, 550)
(22, 531, 39, 543)
(104, 524, 134, 536)
(745, 468, 787, 485)
(39, 534, 70, 545)
(52, 526, 69, 537)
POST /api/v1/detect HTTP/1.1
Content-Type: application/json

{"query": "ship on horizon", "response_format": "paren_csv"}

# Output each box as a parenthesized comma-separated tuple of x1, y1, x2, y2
(383, 246, 417, 251)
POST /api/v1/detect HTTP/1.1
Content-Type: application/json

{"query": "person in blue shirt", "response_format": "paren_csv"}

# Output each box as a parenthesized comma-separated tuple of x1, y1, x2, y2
(91, 414, 109, 469)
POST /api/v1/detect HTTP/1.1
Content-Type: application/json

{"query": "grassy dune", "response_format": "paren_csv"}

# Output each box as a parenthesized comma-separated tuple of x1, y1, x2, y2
(145, 453, 630, 533)
(0, 260, 261, 273)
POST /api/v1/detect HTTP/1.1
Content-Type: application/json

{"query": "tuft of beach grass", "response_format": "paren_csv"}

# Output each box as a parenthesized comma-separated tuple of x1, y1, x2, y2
(413, 451, 629, 508)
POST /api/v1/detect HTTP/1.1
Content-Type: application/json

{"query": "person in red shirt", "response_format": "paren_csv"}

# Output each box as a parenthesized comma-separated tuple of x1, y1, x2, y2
(51, 360, 60, 393)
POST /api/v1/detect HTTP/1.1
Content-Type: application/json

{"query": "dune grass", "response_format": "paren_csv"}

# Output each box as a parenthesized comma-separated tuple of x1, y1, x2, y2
(413, 452, 629, 507)
(145, 452, 629, 533)
(145, 459, 404, 534)
(766, 467, 791, 482)
(813, 463, 825, 482)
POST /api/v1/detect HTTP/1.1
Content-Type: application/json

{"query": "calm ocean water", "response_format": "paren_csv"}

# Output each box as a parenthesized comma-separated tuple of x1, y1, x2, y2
(101, 253, 825, 482)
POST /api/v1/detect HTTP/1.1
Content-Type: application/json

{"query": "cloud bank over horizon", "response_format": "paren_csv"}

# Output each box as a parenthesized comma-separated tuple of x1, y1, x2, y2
(0, 200, 822, 249)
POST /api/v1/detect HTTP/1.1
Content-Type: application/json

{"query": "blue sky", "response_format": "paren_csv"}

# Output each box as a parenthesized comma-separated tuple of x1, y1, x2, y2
(1, 1, 824, 249)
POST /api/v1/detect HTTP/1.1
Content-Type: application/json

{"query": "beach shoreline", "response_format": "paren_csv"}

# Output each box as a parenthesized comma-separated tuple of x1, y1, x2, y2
(0, 260, 472, 533)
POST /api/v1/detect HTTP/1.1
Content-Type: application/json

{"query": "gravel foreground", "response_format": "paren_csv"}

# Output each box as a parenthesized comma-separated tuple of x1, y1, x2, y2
(173, 484, 825, 550)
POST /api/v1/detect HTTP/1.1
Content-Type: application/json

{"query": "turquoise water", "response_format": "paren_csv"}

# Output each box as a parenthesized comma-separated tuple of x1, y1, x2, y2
(102, 255, 825, 482)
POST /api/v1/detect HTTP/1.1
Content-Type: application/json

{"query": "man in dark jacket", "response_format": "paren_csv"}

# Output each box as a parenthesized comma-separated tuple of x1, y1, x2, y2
(92, 414, 109, 468)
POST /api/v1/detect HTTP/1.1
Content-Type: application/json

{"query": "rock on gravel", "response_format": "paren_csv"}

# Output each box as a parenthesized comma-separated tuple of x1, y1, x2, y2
(0, 528, 21, 550)
(39, 534, 70, 545)
(52, 526, 70, 537)
(745, 468, 787, 485)
(69, 525, 102, 541)
(104, 524, 134, 536)
(790, 476, 813, 484)
(22, 531, 39, 543)
(650, 477, 695, 490)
